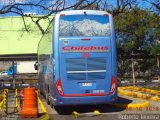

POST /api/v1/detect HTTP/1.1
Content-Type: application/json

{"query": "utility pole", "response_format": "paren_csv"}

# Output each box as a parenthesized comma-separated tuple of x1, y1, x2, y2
(157, 56, 160, 82)
(12, 61, 15, 89)
(131, 58, 136, 86)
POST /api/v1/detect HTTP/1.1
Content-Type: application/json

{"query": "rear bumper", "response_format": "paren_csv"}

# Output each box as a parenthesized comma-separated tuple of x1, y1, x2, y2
(54, 92, 117, 106)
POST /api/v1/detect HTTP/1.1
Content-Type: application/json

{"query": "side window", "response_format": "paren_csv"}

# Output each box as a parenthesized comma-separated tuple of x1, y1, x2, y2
(37, 25, 53, 74)
(52, 20, 55, 58)
(38, 26, 53, 60)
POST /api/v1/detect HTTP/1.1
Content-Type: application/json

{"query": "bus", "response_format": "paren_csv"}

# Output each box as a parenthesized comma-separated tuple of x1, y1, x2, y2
(37, 10, 117, 106)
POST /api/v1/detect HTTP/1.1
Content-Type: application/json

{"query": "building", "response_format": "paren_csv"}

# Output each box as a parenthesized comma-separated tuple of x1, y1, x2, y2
(0, 16, 50, 70)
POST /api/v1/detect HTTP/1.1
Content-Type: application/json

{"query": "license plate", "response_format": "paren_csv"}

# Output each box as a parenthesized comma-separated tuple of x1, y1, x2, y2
(82, 83, 93, 86)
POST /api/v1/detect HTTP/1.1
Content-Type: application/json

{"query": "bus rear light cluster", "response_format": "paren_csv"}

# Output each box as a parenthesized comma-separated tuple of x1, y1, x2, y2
(104, 14, 108, 16)
(110, 76, 117, 94)
(56, 79, 64, 96)
(60, 14, 65, 16)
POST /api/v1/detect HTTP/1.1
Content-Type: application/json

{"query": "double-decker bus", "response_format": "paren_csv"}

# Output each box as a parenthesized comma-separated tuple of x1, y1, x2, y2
(37, 10, 117, 106)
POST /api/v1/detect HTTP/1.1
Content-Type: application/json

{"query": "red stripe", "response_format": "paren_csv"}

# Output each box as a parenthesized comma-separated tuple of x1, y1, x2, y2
(62, 93, 110, 97)
(81, 38, 91, 40)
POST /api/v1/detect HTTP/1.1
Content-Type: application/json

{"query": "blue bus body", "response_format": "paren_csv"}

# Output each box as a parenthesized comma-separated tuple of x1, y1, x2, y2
(38, 10, 117, 106)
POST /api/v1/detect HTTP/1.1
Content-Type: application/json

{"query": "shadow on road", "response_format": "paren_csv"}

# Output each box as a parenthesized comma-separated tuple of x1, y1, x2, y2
(54, 96, 132, 115)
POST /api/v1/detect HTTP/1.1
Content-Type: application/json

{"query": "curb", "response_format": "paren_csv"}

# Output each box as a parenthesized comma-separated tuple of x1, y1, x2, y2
(0, 89, 8, 109)
(0, 98, 5, 109)
(72, 110, 101, 118)
(120, 86, 160, 95)
(118, 87, 160, 102)
(110, 101, 150, 109)
(38, 97, 50, 120)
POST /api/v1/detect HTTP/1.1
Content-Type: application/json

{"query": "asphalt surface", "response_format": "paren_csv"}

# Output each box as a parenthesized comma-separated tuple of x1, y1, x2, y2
(0, 89, 159, 120)
(0, 90, 20, 120)
(0, 90, 43, 120)
(41, 95, 160, 120)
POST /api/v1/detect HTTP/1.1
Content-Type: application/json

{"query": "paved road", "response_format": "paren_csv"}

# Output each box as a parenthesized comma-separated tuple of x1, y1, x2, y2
(0, 90, 159, 120)
(0, 90, 20, 120)
(41, 96, 160, 120)
(0, 90, 44, 120)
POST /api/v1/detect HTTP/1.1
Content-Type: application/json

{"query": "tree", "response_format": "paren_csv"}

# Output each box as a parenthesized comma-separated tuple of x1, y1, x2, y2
(143, 0, 160, 13)
(115, 7, 159, 55)
(114, 6, 160, 80)
(104, 0, 138, 16)
(0, 0, 102, 34)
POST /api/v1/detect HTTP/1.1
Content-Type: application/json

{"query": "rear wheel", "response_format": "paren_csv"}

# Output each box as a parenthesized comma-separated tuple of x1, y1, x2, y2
(50, 102, 54, 108)
(46, 94, 50, 105)
(46, 85, 50, 105)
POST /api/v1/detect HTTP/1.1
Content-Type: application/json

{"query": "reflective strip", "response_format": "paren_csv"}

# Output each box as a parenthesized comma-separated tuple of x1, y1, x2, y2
(67, 70, 106, 73)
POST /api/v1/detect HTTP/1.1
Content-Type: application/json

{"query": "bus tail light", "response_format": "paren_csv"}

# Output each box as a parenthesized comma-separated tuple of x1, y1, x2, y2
(81, 38, 90, 40)
(56, 79, 64, 96)
(60, 14, 65, 16)
(104, 14, 108, 16)
(110, 76, 117, 94)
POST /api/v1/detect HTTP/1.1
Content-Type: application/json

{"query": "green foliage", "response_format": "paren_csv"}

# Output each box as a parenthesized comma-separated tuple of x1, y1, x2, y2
(114, 7, 160, 55)
(114, 6, 160, 76)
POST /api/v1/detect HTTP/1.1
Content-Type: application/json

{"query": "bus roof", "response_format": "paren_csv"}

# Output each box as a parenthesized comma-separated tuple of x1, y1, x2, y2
(58, 10, 110, 16)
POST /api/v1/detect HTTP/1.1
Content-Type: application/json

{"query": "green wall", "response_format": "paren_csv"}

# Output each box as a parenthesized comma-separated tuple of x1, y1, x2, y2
(0, 16, 51, 55)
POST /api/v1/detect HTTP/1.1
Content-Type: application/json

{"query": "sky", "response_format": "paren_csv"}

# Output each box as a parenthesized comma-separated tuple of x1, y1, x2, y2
(107, 0, 152, 9)
(0, 0, 153, 17)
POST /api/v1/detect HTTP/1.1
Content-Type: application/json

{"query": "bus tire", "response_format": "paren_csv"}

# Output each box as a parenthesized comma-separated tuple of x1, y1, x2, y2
(46, 95, 50, 105)
(50, 102, 54, 108)
(47, 99, 50, 105)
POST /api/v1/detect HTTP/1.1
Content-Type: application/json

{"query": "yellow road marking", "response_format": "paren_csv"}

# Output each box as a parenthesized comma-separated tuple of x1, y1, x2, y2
(38, 97, 50, 120)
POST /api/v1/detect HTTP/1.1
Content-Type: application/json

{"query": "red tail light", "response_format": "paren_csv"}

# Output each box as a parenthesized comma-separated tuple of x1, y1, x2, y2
(81, 38, 90, 40)
(110, 76, 117, 94)
(60, 14, 65, 16)
(104, 14, 108, 16)
(56, 79, 64, 96)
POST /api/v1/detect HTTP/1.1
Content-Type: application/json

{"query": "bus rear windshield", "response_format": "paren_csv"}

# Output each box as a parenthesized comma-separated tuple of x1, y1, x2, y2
(59, 15, 110, 37)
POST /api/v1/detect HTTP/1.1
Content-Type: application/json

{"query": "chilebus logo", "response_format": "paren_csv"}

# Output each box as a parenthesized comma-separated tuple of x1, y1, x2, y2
(0, 0, 30, 5)
(62, 46, 109, 53)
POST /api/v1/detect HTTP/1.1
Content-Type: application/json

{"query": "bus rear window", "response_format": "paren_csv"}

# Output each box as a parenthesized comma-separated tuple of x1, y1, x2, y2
(59, 15, 110, 37)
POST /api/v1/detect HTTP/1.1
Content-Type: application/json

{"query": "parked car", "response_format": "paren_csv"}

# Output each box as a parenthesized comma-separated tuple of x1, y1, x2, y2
(0, 71, 8, 76)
